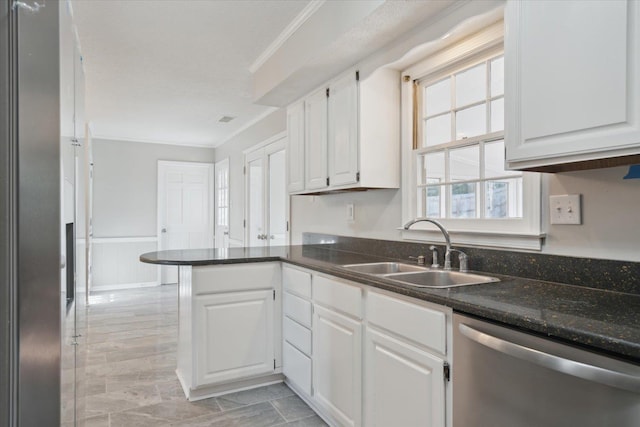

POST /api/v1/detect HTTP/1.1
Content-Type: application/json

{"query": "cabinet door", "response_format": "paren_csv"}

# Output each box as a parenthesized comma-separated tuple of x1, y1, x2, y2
(194, 290, 274, 386)
(329, 72, 359, 187)
(313, 305, 362, 427)
(364, 327, 445, 427)
(287, 102, 306, 193)
(506, 0, 640, 170)
(305, 88, 329, 190)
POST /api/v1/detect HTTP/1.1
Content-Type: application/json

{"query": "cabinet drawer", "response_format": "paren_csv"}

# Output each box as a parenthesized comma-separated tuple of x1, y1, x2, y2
(314, 275, 362, 319)
(283, 341, 312, 396)
(283, 265, 312, 299)
(283, 291, 312, 328)
(367, 291, 446, 355)
(283, 316, 311, 356)
(193, 263, 279, 295)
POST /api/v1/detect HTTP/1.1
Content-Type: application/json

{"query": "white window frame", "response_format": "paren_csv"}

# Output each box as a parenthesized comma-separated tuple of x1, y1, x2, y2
(400, 21, 543, 250)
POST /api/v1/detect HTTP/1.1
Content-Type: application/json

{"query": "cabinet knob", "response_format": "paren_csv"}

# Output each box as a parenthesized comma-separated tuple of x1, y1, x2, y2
(161, 228, 167, 233)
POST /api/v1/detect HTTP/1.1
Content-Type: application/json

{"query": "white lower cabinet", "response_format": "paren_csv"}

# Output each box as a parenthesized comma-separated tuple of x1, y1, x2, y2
(194, 290, 275, 387)
(280, 267, 451, 427)
(177, 262, 281, 400)
(364, 327, 445, 427)
(313, 304, 363, 427)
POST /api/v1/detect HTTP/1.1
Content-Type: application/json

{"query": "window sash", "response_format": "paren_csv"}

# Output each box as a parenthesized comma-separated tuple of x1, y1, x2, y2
(400, 22, 542, 249)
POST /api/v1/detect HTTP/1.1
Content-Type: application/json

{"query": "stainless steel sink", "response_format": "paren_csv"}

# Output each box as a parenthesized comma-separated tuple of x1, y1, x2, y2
(341, 262, 428, 275)
(383, 270, 499, 288)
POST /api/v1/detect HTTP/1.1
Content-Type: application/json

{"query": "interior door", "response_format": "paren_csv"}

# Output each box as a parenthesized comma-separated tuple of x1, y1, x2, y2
(245, 136, 288, 247)
(214, 158, 230, 249)
(246, 150, 265, 247)
(158, 161, 214, 284)
(267, 145, 287, 246)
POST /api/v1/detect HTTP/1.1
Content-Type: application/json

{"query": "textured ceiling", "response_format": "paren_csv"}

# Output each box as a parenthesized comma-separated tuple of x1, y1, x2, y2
(71, 0, 310, 147)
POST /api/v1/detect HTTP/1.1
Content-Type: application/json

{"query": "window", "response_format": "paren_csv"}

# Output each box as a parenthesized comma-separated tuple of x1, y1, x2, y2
(402, 23, 542, 249)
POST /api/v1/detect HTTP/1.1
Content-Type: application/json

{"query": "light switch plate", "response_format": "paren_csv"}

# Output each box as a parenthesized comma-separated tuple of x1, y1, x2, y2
(346, 203, 355, 222)
(549, 194, 581, 224)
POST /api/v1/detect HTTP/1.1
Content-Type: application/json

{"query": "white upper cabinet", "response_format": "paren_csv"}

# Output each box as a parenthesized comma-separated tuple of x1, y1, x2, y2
(286, 102, 306, 193)
(304, 87, 329, 191)
(329, 72, 359, 187)
(505, 0, 640, 172)
(289, 67, 400, 194)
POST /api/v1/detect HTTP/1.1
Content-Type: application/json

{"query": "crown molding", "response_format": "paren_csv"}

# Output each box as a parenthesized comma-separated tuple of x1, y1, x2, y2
(249, 0, 325, 74)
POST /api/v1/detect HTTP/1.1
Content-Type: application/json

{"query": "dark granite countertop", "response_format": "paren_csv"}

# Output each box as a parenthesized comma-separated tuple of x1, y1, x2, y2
(140, 245, 640, 363)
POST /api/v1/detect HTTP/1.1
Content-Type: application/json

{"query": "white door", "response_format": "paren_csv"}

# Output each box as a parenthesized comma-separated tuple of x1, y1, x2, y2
(158, 161, 213, 284)
(214, 158, 230, 249)
(194, 290, 275, 386)
(267, 145, 287, 246)
(313, 305, 362, 427)
(305, 87, 329, 190)
(245, 136, 288, 247)
(364, 327, 445, 427)
(246, 150, 265, 247)
(329, 72, 359, 187)
(287, 101, 305, 193)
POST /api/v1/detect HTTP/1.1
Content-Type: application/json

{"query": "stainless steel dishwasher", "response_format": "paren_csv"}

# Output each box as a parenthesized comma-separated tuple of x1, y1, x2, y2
(453, 313, 640, 427)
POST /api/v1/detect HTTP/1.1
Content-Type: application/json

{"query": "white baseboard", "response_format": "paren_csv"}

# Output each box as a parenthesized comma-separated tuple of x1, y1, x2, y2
(91, 281, 159, 292)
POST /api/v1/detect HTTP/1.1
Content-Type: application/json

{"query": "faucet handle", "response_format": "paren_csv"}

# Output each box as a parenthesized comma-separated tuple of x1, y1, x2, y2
(449, 249, 468, 272)
(428, 245, 440, 268)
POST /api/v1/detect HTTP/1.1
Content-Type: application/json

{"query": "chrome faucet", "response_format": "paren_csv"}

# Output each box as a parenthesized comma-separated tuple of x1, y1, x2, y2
(404, 218, 452, 269)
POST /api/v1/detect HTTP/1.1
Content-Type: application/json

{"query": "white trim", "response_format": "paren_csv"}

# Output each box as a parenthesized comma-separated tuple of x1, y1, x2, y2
(91, 281, 159, 292)
(400, 229, 544, 251)
(92, 134, 216, 149)
(248, 0, 326, 73)
(242, 131, 288, 154)
(92, 236, 157, 244)
(229, 238, 244, 248)
(401, 19, 541, 250)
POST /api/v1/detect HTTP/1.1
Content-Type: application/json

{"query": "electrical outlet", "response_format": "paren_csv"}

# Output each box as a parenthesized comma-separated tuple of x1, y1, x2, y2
(346, 203, 355, 222)
(549, 194, 581, 224)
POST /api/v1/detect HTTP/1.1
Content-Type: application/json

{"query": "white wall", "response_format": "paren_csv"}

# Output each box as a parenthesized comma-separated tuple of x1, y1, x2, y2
(93, 138, 215, 237)
(92, 138, 215, 288)
(290, 167, 640, 262)
(213, 109, 287, 247)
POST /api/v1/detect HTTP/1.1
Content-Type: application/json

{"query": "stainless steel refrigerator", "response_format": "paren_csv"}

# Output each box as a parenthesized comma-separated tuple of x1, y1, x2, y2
(1, 0, 63, 425)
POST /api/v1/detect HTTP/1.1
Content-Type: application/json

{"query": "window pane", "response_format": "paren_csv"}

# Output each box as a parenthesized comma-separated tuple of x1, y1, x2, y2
(451, 183, 477, 218)
(423, 151, 445, 184)
(425, 114, 451, 146)
(456, 104, 486, 140)
(425, 78, 451, 116)
(485, 177, 523, 218)
(491, 56, 504, 97)
(455, 63, 486, 107)
(450, 145, 479, 181)
(484, 140, 520, 178)
(491, 98, 504, 132)
(425, 185, 445, 218)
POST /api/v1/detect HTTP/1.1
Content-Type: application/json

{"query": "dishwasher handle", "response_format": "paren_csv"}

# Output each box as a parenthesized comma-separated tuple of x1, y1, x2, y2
(458, 323, 640, 393)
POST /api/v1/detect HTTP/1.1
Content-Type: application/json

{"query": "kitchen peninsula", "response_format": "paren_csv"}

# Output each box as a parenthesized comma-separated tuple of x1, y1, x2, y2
(141, 239, 640, 403)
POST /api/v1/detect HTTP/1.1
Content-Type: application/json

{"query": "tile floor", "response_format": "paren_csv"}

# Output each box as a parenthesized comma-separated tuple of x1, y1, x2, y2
(75, 284, 326, 427)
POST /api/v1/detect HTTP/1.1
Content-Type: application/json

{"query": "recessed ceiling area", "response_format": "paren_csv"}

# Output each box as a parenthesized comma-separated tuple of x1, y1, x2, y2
(71, 0, 310, 147)
(71, 0, 494, 148)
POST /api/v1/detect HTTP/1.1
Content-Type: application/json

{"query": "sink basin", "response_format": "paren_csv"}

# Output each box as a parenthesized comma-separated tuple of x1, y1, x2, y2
(384, 270, 499, 288)
(341, 262, 428, 275)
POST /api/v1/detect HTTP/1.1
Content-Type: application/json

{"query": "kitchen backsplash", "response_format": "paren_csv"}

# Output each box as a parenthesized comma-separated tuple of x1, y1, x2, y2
(303, 232, 640, 296)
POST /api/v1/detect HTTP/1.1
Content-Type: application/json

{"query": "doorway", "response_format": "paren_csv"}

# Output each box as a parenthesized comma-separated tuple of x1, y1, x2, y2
(157, 161, 214, 284)
(245, 134, 288, 247)
(214, 158, 230, 249)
